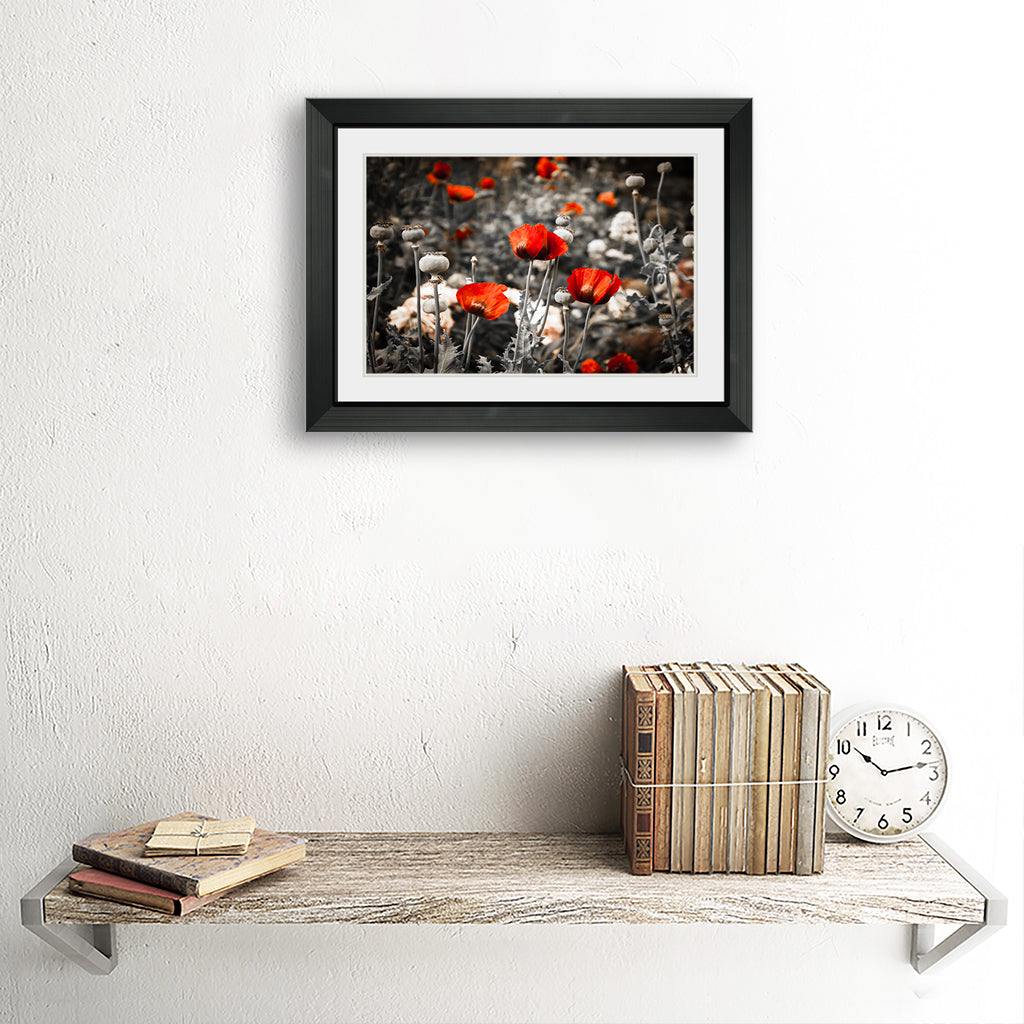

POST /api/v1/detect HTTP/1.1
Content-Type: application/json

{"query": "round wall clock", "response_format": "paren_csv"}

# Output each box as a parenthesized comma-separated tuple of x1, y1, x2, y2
(825, 704, 948, 842)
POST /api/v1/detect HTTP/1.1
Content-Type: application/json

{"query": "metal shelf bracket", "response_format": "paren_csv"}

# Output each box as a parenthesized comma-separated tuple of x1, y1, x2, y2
(912, 834, 1007, 973)
(21, 858, 117, 975)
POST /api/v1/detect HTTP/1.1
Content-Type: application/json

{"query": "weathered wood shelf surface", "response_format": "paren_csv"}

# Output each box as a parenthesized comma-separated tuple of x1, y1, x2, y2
(43, 832, 985, 927)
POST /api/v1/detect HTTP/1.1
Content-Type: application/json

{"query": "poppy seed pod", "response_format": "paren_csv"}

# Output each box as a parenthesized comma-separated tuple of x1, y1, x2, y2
(402, 224, 426, 242)
(553, 226, 574, 245)
(422, 295, 448, 314)
(625, 172, 646, 189)
(643, 235, 660, 253)
(554, 214, 572, 227)
(554, 288, 573, 306)
(418, 252, 450, 275)
(370, 221, 395, 241)
(682, 233, 695, 248)
(658, 313, 674, 328)
(657, 161, 672, 174)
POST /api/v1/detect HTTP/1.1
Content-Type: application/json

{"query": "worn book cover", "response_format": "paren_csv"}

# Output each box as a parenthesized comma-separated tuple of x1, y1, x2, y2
(716, 665, 752, 873)
(623, 670, 656, 875)
(658, 667, 686, 872)
(696, 663, 732, 873)
(67, 867, 244, 915)
(757, 666, 802, 873)
(685, 666, 715, 873)
(666, 664, 698, 873)
(643, 666, 674, 872)
(72, 814, 306, 896)
(734, 665, 771, 874)
(772, 665, 820, 875)
(787, 663, 831, 873)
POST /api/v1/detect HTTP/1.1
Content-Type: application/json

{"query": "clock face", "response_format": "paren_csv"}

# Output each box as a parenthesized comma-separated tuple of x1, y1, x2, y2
(826, 707, 947, 841)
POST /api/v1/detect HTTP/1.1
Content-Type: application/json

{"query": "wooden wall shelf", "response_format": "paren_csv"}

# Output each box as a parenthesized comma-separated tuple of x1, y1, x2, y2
(22, 832, 1005, 975)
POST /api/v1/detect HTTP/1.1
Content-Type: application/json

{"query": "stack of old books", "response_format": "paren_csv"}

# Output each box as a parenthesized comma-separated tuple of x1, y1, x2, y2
(622, 663, 831, 876)
(67, 813, 306, 915)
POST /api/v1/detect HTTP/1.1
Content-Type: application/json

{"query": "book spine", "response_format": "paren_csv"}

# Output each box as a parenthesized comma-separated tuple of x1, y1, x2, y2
(793, 677, 819, 876)
(693, 685, 714, 873)
(814, 681, 831, 874)
(680, 687, 697, 873)
(621, 667, 630, 857)
(70, 845, 196, 896)
(747, 683, 770, 874)
(711, 680, 731, 873)
(777, 685, 801, 874)
(729, 686, 751, 873)
(628, 680, 656, 875)
(649, 670, 673, 872)
(764, 680, 783, 873)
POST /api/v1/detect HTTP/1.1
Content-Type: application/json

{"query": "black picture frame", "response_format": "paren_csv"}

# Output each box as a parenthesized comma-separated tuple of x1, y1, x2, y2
(307, 98, 751, 432)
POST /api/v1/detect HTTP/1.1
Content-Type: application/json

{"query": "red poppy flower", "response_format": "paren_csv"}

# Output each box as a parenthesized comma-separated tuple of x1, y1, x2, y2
(559, 202, 584, 217)
(597, 191, 617, 207)
(607, 353, 639, 373)
(453, 226, 475, 242)
(447, 184, 476, 202)
(477, 176, 496, 190)
(508, 223, 570, 261)
(536, 157, 560, 180)
(580, 359, 603, 373)
(456, 282, 510, 321)
(427, 161, 451, 184)
(565, 266, 622, 305)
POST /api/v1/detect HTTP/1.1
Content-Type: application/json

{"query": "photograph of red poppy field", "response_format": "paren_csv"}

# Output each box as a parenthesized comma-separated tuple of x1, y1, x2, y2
(365, 155, 695, 375)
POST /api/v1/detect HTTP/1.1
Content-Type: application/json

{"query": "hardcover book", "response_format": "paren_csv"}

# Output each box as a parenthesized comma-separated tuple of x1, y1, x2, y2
(623, 670, 656, 875)
(644, 666, 674, 872)
(734, 665, 771, 874)
(757, 666, 802, 874)
(666, 664, 698, 873)
(72, 814, 306, 896)
(658, 667, 686, 873)
(67, 867, 244, 915)
(684, 665, 715, 873)
(716, 665, 752, 873)
(697, 663, 732, 873)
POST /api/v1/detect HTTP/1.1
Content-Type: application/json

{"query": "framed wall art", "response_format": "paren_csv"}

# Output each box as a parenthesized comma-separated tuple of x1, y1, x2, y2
(307, 98, 751, 431)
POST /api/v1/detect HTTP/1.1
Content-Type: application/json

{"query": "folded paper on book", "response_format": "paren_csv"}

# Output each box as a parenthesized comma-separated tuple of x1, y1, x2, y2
(144, 817, 256, 857)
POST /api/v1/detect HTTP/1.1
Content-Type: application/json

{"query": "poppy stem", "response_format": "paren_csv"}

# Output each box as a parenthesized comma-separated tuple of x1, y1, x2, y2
(412, 245, 424, 372)
(514, 260, 534, 372)
(572, 305, 594, 372)
(561, 306, 571, 372)
(368, 243, 385, 373)
(631, 189, 646, 269)
(462, 316, 479, 371)
(432, 278, 443, 374)
(535, 262, 552, 328)
(656, 170, 666, 229)
(539, 256, 559, 341)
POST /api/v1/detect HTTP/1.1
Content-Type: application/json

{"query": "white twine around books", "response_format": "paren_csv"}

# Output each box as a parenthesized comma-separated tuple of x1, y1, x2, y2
(619, 760, 827, 790)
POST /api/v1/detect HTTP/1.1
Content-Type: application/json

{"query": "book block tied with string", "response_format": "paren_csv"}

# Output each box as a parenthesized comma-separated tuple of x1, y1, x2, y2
(621, 663, 830, 876)
(144, 817, 256, 857)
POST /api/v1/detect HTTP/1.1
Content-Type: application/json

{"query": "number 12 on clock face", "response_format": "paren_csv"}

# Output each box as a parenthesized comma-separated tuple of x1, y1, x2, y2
(825, 705, 948, 842)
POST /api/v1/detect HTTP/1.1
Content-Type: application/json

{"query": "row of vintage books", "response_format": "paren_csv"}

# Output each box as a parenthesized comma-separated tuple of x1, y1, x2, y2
(67, 813, 306, 915)
(622, 663, 831, 875)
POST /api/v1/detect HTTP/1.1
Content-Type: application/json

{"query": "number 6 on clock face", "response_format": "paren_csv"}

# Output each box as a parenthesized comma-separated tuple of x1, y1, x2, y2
(825, 704, 948, 842)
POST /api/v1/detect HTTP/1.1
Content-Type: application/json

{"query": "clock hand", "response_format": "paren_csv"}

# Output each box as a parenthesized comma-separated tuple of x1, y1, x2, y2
(889, 761, 936, 773)
(854, 748, 887, 774)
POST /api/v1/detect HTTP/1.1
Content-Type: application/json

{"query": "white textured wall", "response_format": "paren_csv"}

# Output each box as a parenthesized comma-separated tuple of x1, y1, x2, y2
(2, 2, 1022, 1022)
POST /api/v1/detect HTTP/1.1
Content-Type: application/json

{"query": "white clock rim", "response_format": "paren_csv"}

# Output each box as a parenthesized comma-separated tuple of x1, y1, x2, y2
(825, 702, 948, 844)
